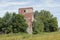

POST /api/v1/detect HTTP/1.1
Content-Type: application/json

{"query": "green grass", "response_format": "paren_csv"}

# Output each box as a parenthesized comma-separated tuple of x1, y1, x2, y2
(0, 31, 60, 40)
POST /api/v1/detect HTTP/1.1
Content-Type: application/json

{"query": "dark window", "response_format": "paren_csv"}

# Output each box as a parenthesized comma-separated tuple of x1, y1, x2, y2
(24, 10, 26, 12)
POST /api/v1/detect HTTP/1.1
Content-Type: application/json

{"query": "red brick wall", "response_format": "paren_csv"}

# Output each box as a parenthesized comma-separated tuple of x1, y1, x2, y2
(18, 7, 33, 24)
(18, 7, 33, 34)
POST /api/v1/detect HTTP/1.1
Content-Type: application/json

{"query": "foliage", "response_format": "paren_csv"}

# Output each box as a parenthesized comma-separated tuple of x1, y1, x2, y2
(11, 13, 27, 33)
(33, 10, 58, 33)
(0, 12, 27, 34)
(33, 20, 44, 34)
(48, 17, 58, 32)
(0, 10, 58, 34)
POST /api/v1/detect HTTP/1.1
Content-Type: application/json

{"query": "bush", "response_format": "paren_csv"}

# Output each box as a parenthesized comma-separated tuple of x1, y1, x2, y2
(0, 12, 28, 34)
(33, 20, 44, 34)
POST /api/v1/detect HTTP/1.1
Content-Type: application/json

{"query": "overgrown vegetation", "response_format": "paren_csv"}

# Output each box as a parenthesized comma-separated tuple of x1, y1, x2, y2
(0, 10, 58, 34)
(33, 10, 58, 34)
(0, 12, 27, 34)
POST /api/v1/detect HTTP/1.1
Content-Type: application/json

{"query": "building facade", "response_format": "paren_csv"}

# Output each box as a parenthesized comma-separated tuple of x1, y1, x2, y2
(18, 7, 34, 34)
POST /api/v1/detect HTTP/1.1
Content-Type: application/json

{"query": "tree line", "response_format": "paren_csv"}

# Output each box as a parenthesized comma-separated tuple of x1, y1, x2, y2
(0, 12, 27, 34)
(33, 10, 58, 34)
(0, 10, 58, 34)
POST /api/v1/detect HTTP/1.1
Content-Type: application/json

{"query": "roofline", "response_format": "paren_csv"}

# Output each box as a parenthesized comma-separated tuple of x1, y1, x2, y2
(19, 7, 33, 10)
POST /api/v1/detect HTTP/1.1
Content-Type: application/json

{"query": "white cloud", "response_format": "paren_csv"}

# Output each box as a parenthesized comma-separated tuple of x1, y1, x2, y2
(33, 0, 60, 8)
(0, 0, 60, 27)
(0, 1, 30, 7)
(0, 9, 18, 17)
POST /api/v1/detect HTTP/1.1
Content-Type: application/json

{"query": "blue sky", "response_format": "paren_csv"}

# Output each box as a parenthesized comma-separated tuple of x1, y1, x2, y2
(0, 0, 60, 27)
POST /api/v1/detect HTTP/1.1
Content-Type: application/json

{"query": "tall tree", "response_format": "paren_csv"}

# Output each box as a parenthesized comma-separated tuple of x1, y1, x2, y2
(48, 17, 58, 32)
(2, 12, 11, 33)
(11, 13, 28, 33)
(33, 10, 58, 33)
(0, 12, 28, 34)
(33, 10, 44, 34)
(33, 20, 44, 34)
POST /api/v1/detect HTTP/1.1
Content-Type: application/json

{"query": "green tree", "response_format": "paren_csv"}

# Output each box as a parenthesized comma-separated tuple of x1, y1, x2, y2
(0, 12, 27, 34)
(11, 13, 27, 33)
(33, 20, 44, 34)
(34, 10, 58, 33)
(33, 10, 44, 33)
(48, 17, 58, 32)
(0, 18, 3, 32)
(2, 12, 12, 33)
(34, 11, 39, 18)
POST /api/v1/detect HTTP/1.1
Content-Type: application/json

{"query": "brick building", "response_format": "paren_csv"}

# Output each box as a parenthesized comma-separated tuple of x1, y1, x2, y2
(18, 7, 34, 34)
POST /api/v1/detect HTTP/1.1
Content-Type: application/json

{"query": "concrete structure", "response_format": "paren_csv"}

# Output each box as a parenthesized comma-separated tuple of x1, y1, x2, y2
(18, 7, 34, 34)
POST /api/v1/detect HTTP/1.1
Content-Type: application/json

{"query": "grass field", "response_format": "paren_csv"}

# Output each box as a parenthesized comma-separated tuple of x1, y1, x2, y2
(0, 31, 60, 40)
